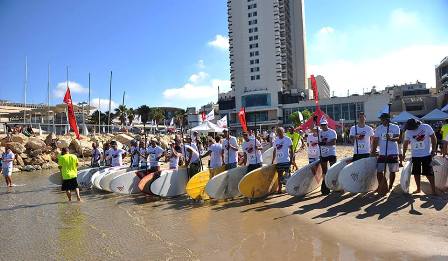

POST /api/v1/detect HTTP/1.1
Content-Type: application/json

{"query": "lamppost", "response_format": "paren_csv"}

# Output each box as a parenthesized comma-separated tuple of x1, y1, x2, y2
(340, 118, 345, 143)
(78, 101, 88, 135)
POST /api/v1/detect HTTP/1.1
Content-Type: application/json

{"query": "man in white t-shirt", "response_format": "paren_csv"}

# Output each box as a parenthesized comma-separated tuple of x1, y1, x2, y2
(1, 146, 15, 187)
(182, 138, 201, 178)
(91, 142, 102, 167)
(147, 138, 165, 172)
(129, 140, 140, 168)
(318, 118, 338, 195)
(402, 119, 437, 195)
(222, 129, 239, 170)
(201, 136, 223, 169)
(242, 132, 263, 173)
(272, 127, 293, 194)
(371, 113, 401, 195)
(108, 141, 127, 167)
(269, 127, 276, 146)
(103, 142, 112, 166)
(306, 127, 320, 163)
(349, 112, 374, 162)
(138, 141, 148, 169)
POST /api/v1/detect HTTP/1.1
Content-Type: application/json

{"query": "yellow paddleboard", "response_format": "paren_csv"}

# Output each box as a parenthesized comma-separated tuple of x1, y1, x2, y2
(238, 165, 278, 199)
(186, 165, 226, 200)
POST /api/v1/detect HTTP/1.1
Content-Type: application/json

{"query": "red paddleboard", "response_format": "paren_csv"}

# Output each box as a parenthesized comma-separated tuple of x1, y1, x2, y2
(138, 171, 160, 195)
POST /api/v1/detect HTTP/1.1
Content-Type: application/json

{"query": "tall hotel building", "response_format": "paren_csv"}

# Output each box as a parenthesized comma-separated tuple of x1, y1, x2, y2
(219, 0, 307, 130)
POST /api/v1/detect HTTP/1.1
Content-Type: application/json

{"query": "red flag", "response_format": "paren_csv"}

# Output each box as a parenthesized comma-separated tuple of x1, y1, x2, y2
(63, 87, 80, 139)
(201, 111, 206, 122)
(310, 74, 320, 110)
(238, 107, 248, 132)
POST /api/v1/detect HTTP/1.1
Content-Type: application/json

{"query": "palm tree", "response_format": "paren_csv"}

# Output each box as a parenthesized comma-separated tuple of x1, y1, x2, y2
(114, 105, 127, 126)
(136, 105, 151, 125)
(127, 108, 135, 125)
(174, 110, 186, 127)
(89, 110, 107, 124)
(150, 108, 165, 127)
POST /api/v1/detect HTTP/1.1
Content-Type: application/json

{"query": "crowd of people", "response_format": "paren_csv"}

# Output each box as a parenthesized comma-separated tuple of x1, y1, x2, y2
(2, 113, 448, 201)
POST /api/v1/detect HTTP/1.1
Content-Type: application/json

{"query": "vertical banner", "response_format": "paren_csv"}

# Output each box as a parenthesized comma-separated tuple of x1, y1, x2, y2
(63, 87, 80, 139)
(238, 107, 248, 132)
(310, 74, 320, 111)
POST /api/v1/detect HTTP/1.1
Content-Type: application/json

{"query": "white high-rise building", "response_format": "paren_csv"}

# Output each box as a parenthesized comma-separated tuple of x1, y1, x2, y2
(219, 0, 307, 131)
(308, 75, 331, 100)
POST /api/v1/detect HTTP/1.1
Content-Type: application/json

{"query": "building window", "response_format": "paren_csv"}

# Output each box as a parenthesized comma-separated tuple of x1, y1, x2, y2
(250, 60, 254, 65)
(255, 59, 259, 64)
(256, 75, 260, 80)
(242, 94, 271, 107)
(251, 75, 255, 80)
(248, 3, 257, 9)
(252, 11, 257, 16)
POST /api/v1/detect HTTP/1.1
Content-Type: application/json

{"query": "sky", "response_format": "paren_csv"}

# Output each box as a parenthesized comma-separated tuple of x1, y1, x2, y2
(0, 0, 447, 111)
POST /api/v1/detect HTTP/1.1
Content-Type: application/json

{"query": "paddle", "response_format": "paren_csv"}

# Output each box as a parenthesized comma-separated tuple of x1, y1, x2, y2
(381, 103, 392, 195)
(353, 104, 359, 155)
(180, 117, 189, 178)
(313, 115, 323, 160)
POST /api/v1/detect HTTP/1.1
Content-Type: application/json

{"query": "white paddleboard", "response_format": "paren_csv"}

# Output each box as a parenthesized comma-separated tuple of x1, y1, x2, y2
(400, 160, 412, 194)
(150, 168, 188, 197)
(77, 167, 103, 188)
(205, 166, 248, 199)
(49, 167, 93, 186)
(109, 171, 142, 194)
(286, 160, 323, 197)
(339, 157, 379, 193)
(90, 166, 126, 190)
(433, 156, 448, 190)
(99, 167, 136, 192)
(262, 147, 274, 165)
(325, 157, 352, 191)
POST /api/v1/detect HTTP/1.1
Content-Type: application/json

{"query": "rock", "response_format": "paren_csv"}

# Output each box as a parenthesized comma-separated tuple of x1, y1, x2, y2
(56, 139, 70, 149)
(114, 133, 134, 146)
(16, 154, 25, 167)
(50, 150, 61, 161)
(5, 142, 26, 154)
(24, 157, 32, 165)
(31, 155, 45, 165)
(30, 149, 43, 157)
(22, 165, 35, 172)
(10, 133, 28, 144)
(41, 154, 52, 162)
(69, 139, 93, 156)
(12, 167, 20, 173)
(44, 132, 57, 145)
(20, 153, 28, 159)
(42, 161, 58, 169)
(34, 165, 42, 170)
(25, 138, 46, 151)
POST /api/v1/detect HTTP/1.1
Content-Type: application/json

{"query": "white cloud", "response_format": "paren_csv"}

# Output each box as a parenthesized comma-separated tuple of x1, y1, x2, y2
(318, 26, 335, 35)
(53, 81, 88, 98)
(197, 59, 205, 69)
(390, 8, 418, 28)
(90, 98, 118, 112)
(208, 34, 229, 50)
(309, 44, 448, 96)
(188, 71, 208, 83)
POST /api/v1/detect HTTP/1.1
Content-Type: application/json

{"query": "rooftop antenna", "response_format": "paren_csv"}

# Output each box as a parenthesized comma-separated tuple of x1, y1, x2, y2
(24, 56, 28, 123)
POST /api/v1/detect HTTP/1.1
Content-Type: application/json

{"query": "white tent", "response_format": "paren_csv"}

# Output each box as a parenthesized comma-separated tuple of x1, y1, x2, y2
(391, 111, 420, 123)
(190, 121, 224, 133)
(441, 104, 448, 112)
(421, 109, 448, 121)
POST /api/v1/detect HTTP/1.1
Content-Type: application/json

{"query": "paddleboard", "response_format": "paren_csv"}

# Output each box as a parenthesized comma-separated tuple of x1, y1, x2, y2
(286, 160, 323, 196)
(185, 165, 226, 200)
(150, 168, 188, 197)
(109, 170, 142, 194)
(99, 167, 138, 192)
(90, 166, 126, 190)
(238, 164, 278, 199)
(400, 160, 412, 194)
(138, 171, 160, 195)
(433, 156, 448, 189)
(77, 167, 103, 188)
(262, 147, 274, 165)
(49, 167, 93, 186)
(339, 157, 379, 193)
(324, 157, 352, 191)
(205, 166, 248, 199)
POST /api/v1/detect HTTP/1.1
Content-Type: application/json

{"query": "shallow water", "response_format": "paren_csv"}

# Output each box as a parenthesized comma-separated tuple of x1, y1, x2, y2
(0, 170, 421, 261)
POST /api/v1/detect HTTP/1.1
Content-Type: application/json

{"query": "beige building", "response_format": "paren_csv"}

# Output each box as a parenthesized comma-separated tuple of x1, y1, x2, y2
(307, 75, 331, 100)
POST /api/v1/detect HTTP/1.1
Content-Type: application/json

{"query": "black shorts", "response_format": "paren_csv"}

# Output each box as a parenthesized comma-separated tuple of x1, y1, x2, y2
(276, 162, 291, 174)
(353, 153, 370, 162)
(61, 178, 78, 191)
(412, 156, 434, 176)
(321, 155, 337, 165)
(247, 163, 262, 173)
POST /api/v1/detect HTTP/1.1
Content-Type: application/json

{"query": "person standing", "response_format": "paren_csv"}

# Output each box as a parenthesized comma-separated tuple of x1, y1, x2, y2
(147, 138, 165, 172)
(107, 141, 127, 167)
(222, 129, 239, 170)
(442, 119, 448, 157)
(201, 137, 223, 169)
(269, 127, 276, 146)
(168, 142, 182, 170)
(242, 132, 263, 173)
(371, 113, 401, 195)
(271, 127, 293, 194)
(138, 141, 149, 169)
(306, 127, 320, 163)
(183, 139, 201, 178)
(402, 119, 438, 195)
(318, 118, 338, 195)
(349, 112, 374, 162)
(91, 142, 102, 167)
(58, 147, 81, 202)
(103, 142, 112, 167)
(1, 146, 15, 187)
(286, 126, 301, 170)
(129, 140, 140, 168)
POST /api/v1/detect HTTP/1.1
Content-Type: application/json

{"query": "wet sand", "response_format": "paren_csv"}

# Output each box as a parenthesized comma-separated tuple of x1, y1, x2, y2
(0, 146, 447, 260)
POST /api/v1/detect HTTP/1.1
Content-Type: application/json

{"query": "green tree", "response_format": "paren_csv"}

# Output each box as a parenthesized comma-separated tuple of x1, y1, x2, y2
(89, 110, 107, 125)
(301, 109, 312, 121)
(136, 105, 151, 125)
(114, 105, 128, 126)
(127, 108, 135, 125)
(289, 112, 303, 127)
(174, 110, 186, 127)
(150, 108, 165, 127)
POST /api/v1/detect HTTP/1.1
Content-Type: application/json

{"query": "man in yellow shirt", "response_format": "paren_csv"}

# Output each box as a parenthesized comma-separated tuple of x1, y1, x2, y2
(58, 147, 81, 202)
(286, 126, 302, 170)
(442, 119, 448, 157)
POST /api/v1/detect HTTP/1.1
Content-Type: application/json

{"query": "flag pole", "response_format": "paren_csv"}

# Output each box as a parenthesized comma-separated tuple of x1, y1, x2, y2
(108, 71, 112, 133)
(353, 104, 359, 155)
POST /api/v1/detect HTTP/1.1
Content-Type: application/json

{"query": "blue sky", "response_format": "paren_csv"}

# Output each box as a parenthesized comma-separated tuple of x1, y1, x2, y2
(0, 0, 447, 110)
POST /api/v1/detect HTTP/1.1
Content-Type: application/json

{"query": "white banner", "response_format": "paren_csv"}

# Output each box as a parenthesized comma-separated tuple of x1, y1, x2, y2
(217, 115, 228, 128)
(206, 110, 215, 121)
